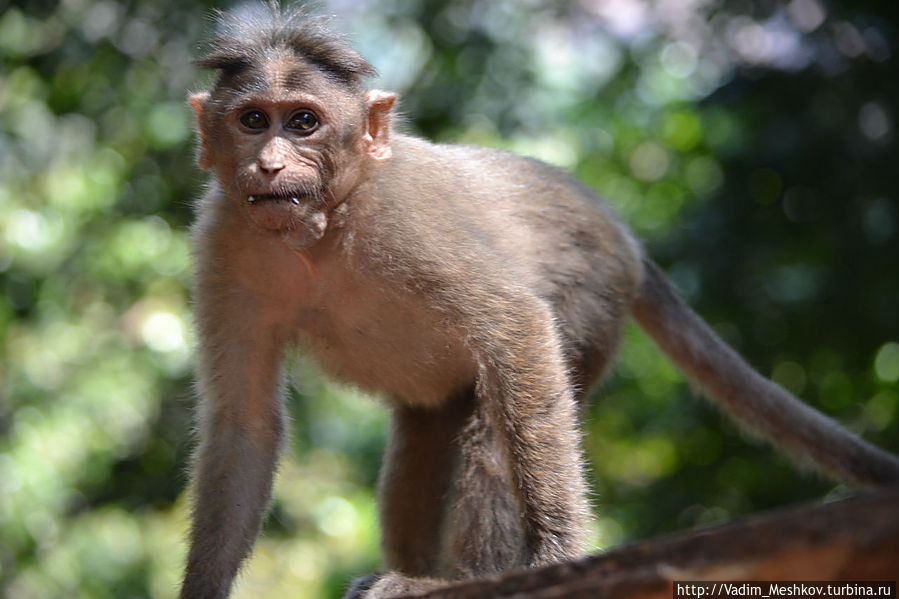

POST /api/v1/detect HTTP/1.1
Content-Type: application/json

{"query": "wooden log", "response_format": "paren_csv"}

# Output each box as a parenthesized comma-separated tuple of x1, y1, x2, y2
(408, 490, 899, 598)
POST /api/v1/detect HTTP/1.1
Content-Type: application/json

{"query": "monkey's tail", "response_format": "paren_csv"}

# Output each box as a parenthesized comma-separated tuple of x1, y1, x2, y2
(631, 257, 899, 489)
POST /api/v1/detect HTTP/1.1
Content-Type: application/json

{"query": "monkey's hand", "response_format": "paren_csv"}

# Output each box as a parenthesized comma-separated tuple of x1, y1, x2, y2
(343, 572, 443, 599)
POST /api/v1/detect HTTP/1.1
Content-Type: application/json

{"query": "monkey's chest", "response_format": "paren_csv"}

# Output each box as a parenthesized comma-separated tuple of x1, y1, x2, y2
(292, 282, 475, 407)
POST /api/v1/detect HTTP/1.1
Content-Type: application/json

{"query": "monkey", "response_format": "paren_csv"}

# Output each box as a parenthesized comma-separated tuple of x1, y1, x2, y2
(180, 5, 899, 599)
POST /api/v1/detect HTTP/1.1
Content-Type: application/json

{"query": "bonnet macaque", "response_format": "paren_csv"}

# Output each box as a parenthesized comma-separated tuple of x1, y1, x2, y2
(180, 5, 899, 599)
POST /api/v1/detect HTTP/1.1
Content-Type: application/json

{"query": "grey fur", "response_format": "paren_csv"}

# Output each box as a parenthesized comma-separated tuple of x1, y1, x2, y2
(181, 7, 899, 599)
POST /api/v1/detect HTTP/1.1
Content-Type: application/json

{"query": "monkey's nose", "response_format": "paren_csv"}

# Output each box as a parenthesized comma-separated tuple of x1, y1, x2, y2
(259, 160, 286, 174)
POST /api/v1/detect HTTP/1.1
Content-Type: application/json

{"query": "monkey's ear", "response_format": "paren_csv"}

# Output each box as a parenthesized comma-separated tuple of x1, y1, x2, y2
(188, 92, 214, 170)
(363, 90, 397, 162)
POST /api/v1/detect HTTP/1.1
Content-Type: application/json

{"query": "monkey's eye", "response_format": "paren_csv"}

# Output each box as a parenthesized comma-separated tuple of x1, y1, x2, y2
(239, 110, 269, 130)
(286, 110, 319, 132)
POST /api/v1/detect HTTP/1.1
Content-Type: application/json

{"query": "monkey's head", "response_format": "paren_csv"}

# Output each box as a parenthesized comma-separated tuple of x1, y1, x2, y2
(189, 4, 395, 248)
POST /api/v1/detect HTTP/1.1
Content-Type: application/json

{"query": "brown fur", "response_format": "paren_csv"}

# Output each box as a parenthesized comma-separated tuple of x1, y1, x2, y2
(632, 260, 899, 487)
(180, 5, 899, 599)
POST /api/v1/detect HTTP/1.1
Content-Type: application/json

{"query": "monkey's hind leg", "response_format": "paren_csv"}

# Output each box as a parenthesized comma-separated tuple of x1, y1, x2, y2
(377, 394, 474, 576)
(344, 395, 473, 599)
(346, 397, 525, 599)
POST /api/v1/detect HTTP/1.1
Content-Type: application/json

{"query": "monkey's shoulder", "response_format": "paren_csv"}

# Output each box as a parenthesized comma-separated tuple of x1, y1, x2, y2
(384, 134, 589, 194)
(371, 134, 626, 234)
(355, 133, 639, 280)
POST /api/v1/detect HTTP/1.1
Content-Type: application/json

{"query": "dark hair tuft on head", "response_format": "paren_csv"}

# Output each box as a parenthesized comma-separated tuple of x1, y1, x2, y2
(194, 1, 376, 86)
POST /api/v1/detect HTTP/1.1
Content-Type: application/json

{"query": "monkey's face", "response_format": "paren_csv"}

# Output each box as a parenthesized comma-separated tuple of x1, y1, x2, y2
(218, 92, 347, 235)
(191, 54, 395, 249)
(195, 64, 370, 242)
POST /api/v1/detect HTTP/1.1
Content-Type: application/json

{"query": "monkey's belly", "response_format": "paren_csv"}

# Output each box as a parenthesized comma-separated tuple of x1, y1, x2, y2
(294, 300, 475, 407)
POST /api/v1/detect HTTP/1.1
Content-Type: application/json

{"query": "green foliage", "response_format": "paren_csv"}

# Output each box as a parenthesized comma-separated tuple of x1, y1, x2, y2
(1, 0, 897, 597)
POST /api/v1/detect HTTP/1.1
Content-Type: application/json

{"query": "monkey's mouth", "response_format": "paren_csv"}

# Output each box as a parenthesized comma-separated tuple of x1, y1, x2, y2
(244, 192, 312, 231)
(247, 192, 305, 205)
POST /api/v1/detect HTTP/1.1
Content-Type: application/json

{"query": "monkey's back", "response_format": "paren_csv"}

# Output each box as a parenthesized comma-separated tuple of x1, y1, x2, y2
(357, 134, 645, 392)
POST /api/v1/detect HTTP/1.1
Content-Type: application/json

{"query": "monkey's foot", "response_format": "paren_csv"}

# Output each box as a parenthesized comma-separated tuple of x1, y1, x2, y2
(343, 572, 382, 599)
(343, 571, 443, 599)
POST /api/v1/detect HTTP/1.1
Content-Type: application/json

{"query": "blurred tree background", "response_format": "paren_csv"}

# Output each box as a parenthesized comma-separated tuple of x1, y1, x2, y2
(1, 0, 897, 597)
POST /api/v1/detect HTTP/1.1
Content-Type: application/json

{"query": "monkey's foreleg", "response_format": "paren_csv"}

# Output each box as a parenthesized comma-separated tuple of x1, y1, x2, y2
(180, 291, 288, 599)
(453, 295, 592, 572)
(348, 297, 590, 599)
